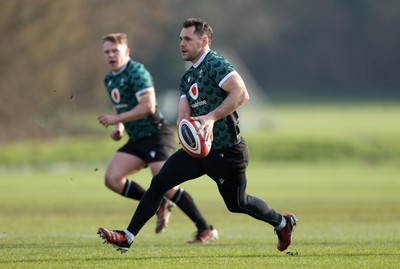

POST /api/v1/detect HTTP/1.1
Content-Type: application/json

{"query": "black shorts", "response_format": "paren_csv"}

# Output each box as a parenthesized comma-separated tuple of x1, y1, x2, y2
(202, 137, 249, 182)
(150, 137, 249, 191)
(117, 125, 176, 163)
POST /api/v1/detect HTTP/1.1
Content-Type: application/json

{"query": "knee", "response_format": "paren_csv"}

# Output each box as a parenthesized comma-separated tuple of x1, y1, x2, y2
(224, 195, 248, 213)
(164, 186, 180, 199)
(225, 201, 242, 213)
(227, 205, 242, 213)
(104, 172, 121, 191)
(104, 178, 113, 190)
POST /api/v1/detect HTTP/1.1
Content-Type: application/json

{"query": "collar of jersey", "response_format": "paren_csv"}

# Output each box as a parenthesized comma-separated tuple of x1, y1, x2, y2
(193, 50, 210, 68)
(112, 58, 130, 76)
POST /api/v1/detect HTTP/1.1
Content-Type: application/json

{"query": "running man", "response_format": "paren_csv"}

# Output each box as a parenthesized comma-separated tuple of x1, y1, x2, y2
(98, 32, 217, 239)
(98, 20, 296, 253)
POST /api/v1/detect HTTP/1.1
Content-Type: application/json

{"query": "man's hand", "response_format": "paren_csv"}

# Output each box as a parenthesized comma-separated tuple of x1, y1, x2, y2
(98, 114, 120, 127)
(191, 115, 214, 142)
(110, 129, 123, 141)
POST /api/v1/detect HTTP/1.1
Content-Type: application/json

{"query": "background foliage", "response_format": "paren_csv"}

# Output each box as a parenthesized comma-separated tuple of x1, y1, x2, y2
(1, 0, 400, 141)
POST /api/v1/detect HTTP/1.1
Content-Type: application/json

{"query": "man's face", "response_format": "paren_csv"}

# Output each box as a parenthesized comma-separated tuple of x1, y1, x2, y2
(179, 26, 204, 63)
(103, 41, 130, 71)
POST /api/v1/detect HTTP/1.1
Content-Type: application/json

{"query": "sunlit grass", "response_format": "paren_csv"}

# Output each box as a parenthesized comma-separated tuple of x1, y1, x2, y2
(0, 103, 399, 268)
(0, 161, 399, 268)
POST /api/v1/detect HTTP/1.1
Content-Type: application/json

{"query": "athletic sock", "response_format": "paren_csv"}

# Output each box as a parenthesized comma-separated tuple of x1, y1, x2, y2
(171, 188, 209, 230)
(124, 229, 135, 244)
(275, 215, 287, 231)
(122, 179, 146, 200)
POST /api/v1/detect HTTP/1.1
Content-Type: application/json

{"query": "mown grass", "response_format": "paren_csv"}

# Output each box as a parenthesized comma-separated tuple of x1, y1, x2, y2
(0, 103, 399, 268)
(0, 161, 399, 268)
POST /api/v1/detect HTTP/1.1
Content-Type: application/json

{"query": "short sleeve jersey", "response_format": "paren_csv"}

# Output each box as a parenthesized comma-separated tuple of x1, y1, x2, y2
(179, 51, 241, 149)
(104, 59, 164, 141)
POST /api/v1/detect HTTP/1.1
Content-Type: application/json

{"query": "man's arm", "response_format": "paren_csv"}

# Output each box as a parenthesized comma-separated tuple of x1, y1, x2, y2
(98, 89, 156, 127)
(209, 72, 249, 121)
(177, 96, 193, 126)
(117, 90, 156, 122)
(192, 72, 249, 141)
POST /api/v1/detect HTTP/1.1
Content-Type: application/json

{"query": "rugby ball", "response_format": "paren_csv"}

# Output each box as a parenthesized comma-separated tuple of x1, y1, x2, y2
(178, 117, 212, 158)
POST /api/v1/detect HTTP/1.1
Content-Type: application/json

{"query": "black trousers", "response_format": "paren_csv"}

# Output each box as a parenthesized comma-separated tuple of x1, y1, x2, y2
(127, 139, 282, 235)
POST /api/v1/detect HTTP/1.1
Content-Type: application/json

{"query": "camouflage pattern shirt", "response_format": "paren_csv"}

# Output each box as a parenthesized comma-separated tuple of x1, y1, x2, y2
(179, 50, 241, 149)
(104, 59, 165, 142)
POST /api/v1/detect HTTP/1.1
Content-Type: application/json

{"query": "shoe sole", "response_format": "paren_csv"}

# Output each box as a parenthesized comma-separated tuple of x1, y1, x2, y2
(97, 228, 129, 254)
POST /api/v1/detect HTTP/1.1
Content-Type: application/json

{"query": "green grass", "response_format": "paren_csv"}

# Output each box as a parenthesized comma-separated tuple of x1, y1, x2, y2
(0, 161, 399, 268)
(243, 103, 400, 162)
(0, 103, 399, 268)
(1, 103, 400, 165)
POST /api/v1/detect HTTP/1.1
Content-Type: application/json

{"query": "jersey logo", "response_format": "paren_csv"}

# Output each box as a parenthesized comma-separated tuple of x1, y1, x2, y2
(198, 69, 204, 79)
(189, 83, 199, 100)
(111, 88, 120, 103)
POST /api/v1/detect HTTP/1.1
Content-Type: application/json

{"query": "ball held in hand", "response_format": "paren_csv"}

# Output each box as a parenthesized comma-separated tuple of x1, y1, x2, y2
(178, 117, 212, 158)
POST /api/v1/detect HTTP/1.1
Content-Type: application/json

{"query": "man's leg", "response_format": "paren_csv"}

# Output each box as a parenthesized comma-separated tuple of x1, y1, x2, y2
(104, 152, 146, 198)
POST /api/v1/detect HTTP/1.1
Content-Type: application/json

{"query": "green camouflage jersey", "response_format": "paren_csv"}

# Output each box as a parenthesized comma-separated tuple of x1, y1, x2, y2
(179, 50, 241, 149)
(104, 59, 165, 142)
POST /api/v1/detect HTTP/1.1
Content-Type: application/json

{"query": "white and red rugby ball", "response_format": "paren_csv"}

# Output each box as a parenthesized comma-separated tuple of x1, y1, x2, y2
(178, 117, 212, 158)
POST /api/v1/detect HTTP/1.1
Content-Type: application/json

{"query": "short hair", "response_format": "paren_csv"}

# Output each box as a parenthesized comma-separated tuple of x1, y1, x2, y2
(182, 18, 213, 45)
(102, 33, 128, 45)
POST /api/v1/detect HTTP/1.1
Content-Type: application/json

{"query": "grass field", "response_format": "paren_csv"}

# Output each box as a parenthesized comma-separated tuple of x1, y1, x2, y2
(0, 103, 399, 268)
